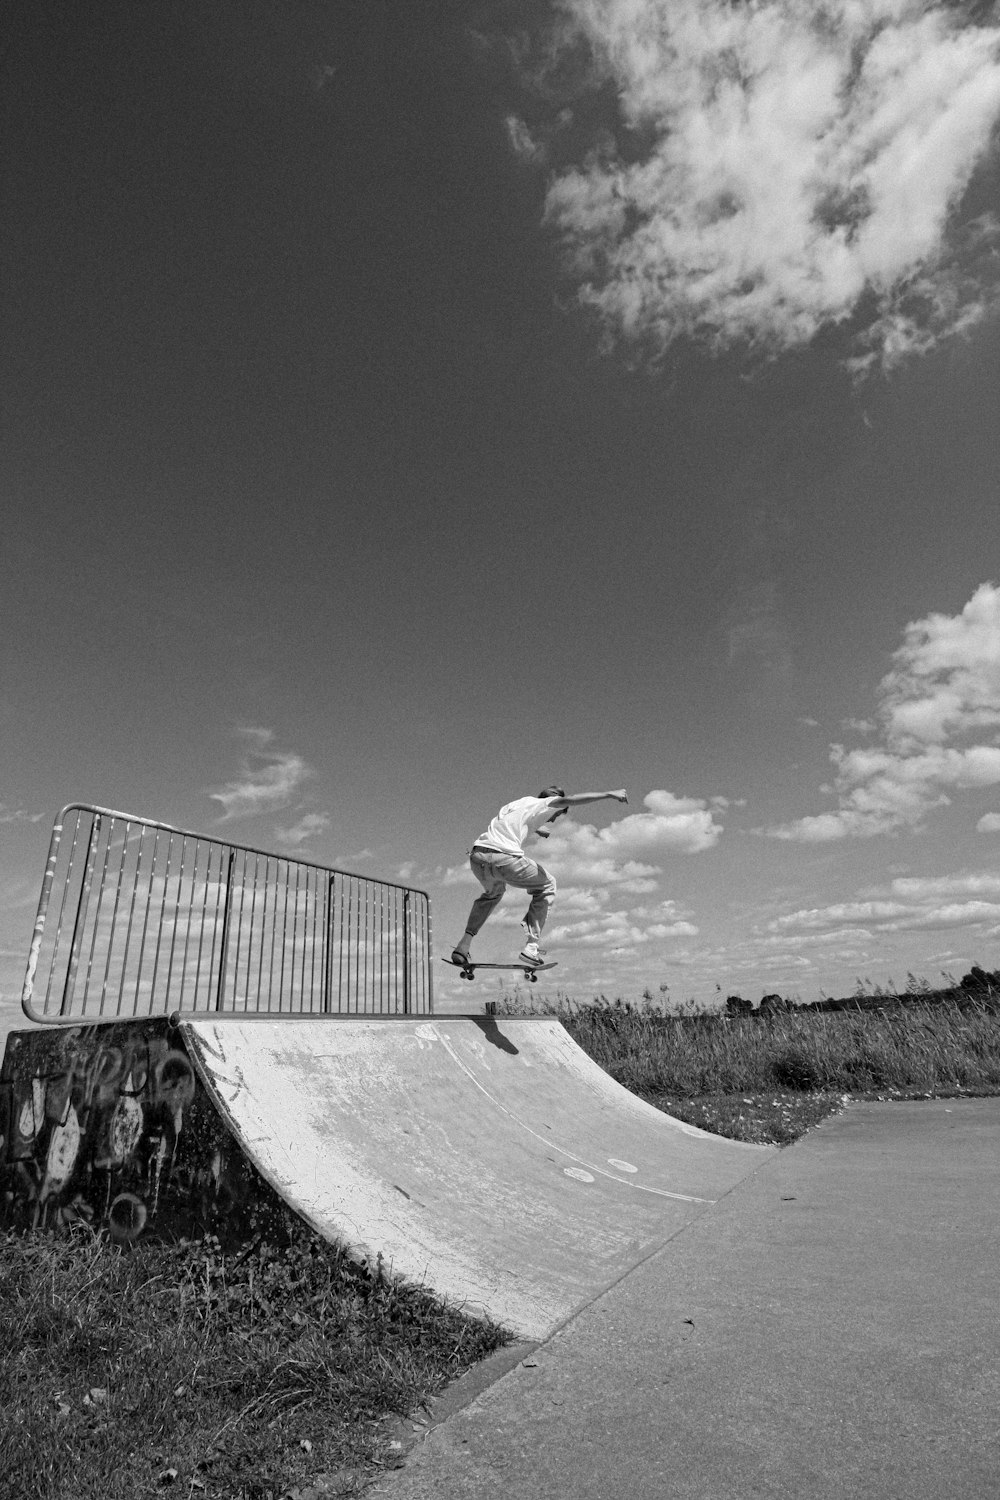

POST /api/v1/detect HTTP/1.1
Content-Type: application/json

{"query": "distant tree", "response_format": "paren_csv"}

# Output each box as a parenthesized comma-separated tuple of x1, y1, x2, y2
(758, 993, 788, 1016)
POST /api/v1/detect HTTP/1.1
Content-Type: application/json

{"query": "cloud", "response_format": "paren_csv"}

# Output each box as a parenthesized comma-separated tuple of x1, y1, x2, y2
(513, 0, 1000, 369)
(274, 811, 330, 848)
(768, 873, 1000, 937)
(979, 812, 1000, 832)
(767, 583, 1000, 840)
(543, 789, 725, 882)
(207, 727, 312, 823)
(0, 804, 43, 825)
(548, 898, 699, 949)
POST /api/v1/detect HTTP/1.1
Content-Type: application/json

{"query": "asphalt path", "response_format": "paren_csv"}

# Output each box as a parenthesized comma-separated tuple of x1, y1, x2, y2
(373, 1098, 1000, 1500)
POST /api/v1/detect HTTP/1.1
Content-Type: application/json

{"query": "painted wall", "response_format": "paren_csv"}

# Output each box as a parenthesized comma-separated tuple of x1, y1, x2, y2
(0, 1018, 289, 1245)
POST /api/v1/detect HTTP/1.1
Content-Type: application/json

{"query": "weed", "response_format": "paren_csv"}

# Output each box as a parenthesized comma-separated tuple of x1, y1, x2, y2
(0, 1222, 509, 1500)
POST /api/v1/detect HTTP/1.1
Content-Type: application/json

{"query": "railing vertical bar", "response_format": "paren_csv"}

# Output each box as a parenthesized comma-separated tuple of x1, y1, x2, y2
(37, 810, 77, 1016)
(148, 833, 175, 1011)
(56, 811, 95, 1017)
(288, 862, 300, 1011)
(178, 837, 202, 1011)
(192, 840, 213, 1010)
(338, 875, 346, 1011)
(308, 870, 319, 1010)
(248, 852, 263, 1014)
(355, 876, 364, 1008)
(98, 820, 130, 1017)
(205, 839, 225, 1009)
(266, 860, 280, 1012)
(231, 847, 250, 1012)
(163, 832, 188, 1010)
(81, 816, 116, 1013)
(119, 823, 146, 1017)
(403, 890, 411, 1015)
(425, 895, 434, 1013)
(214, 850, 236, 1012)
(253, 856, 267, 1012)
(376, 882, 382, 1013)
(389, 887, 397, 1013)
(322, 875, 332, 1014)
(134, 828, 161, 1015)
(301, 868, 312, 1011)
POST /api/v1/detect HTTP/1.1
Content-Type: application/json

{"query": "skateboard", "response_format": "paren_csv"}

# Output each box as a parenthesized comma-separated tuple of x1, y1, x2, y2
(442, 957, 558, 984)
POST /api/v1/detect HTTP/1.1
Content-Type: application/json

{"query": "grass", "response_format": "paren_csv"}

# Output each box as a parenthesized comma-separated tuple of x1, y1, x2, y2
(490, 985, 1000, 1144)
(5, 981, 998, 1495)
(0, 1221, 510, 1500)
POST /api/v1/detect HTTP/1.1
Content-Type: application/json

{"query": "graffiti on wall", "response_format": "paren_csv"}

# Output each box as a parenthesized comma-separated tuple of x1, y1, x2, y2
(0, 1021, 275, 1243)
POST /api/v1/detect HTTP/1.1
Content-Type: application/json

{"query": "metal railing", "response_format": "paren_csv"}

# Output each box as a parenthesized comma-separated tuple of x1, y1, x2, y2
(21, 805, 434, 1022)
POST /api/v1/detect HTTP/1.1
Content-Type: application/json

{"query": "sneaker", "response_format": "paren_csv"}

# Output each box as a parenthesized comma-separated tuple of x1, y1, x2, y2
(518, 943, 545, 966)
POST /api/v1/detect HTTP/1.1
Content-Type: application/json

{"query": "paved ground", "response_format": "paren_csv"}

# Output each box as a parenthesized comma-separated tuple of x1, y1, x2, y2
(372, 1098, 1000, 1500)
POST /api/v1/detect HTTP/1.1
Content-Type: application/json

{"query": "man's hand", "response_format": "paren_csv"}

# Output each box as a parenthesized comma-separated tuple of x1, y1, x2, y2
(611, 789, 628, 804)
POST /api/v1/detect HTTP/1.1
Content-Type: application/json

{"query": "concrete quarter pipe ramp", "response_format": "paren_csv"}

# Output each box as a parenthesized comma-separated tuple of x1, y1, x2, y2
(182, 1015, 775, 1339)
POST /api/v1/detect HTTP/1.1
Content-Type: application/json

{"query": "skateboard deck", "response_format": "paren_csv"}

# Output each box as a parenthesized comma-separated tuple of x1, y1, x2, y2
(442, 958, 557, 983)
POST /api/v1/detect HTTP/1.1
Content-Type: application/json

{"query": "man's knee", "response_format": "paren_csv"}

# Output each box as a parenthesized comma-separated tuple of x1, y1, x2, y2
(531, 876, 556, 902)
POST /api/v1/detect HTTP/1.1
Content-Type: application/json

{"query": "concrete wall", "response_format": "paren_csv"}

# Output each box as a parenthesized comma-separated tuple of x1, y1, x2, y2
(0, 1018, 291, 1245)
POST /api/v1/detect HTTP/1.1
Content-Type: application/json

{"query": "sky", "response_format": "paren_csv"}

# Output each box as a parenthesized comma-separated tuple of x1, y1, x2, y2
(2, 0, 1000, 1034)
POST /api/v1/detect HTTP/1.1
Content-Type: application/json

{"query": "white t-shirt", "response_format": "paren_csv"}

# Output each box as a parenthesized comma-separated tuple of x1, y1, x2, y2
(476, 797, 557, 855)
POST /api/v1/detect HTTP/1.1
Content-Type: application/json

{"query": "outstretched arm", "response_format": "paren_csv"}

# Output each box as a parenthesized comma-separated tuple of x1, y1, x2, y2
(549, 789, 628, 808)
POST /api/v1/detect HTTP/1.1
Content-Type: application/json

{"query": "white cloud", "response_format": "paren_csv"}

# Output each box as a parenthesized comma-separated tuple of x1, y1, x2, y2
(274, 811, 330, 847)
(517, 0, 1000, 369)
(548, 901, 698, 948)
(978, 812, 1000, 832)
(543, 789, 724, 881)
(0, 804, 43, 825)
(767, 583, 1000, 841)
(769, 880, 1000, 936)
(207, 727, 312, 823)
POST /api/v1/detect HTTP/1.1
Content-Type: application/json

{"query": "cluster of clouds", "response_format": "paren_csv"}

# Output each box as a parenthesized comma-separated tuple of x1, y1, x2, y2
(768, 872, 1000, 939)
(206, 727, 330, 847)
(768, 582, 1000, 841)
(507, 0, 1000, 369)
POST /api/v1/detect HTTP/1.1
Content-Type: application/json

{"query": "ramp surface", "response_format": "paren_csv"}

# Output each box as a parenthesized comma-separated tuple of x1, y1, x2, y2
(182, 1015, 774, 1338)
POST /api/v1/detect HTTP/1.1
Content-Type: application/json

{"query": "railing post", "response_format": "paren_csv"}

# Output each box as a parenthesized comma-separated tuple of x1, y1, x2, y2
(323, 874, 333, 1014)
(403, 891, 411, 1015)
(215, 849, 236, 1012)
(21, 810, 66, 1019)
(61, 814, 100, 1017)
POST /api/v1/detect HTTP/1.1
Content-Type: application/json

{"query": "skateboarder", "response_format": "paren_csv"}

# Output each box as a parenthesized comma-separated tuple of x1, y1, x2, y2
(451, 786, 628, 968)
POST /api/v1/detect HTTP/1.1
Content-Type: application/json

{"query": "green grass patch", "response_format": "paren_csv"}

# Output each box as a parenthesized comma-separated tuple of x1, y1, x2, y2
(489, 988, 1000, 1143)
(0, 1223, 510, 1500)
(492, 991, 1000, 1100)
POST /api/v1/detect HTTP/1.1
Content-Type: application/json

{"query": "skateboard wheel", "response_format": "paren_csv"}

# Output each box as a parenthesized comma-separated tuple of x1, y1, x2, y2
(528, 971, 538, 983)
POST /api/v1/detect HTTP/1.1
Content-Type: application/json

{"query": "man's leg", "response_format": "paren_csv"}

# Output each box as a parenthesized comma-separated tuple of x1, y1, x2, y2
(473, 855, 556, 952)
(520, 862, 556, 945)
(453, 854, 507, 958)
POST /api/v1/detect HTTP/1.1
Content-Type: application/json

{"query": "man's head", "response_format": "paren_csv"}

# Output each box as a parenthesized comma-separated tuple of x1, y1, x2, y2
(538, 786, 568, 823)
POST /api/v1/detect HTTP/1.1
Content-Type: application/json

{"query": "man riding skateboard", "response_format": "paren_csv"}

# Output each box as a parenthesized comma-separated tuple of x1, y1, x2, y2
(451, 786, 629, 968)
